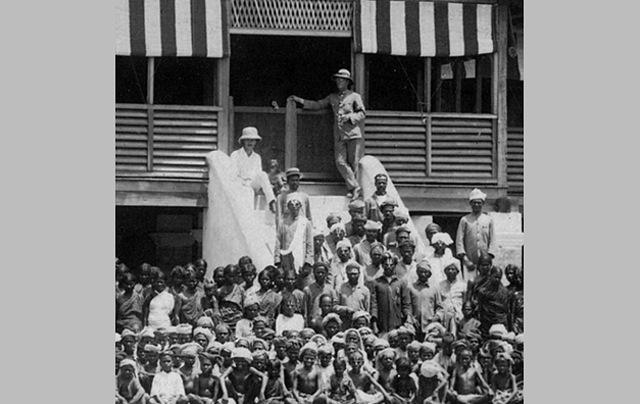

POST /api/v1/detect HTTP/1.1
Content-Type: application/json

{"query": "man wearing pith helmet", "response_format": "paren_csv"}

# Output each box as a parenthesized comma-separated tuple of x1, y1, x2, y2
(288, 69, 366, 201)
(455, 188, 497, 281)
(230, 126, 277, 213)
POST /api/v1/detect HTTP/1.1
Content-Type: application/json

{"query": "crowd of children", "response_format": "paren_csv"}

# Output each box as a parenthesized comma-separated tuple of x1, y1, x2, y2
(116, 179, 524, 404)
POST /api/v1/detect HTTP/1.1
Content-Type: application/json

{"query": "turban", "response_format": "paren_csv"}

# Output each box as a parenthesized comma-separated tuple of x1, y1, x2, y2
(425, 223, 442, 234)
(313, 261, 329, 272)
(330, 335, 345, 346)
(326, 213, 342, 224)
(199, 352, 217, 364)
(221, 342, 236, 353)
(466, 331, 482, 341)
(330, 223, 346, 234)
(370, 242, 385, 254)
(397, 325, 415, 336)
(347, 200, 365, 211)
(489, 324, 508, 339)
(243, 295, 261, 309)
(515, 333, 525, 345)
(144, 344, 161, 353)
(181, 344, 201, 358)
(336, 240, 352, 250)
(322, 313, 343, 328)
(425, 323, 446, 336)
(421, 342, 437, 353)
(379, 348, 396, 360)
(300, 341, 319, 358)
(395, 225, 411, 235)
(310, 334, 328, 346)
(166, 326, 178, 335)
(252, 337, 268, 350)
(387, 329, 399, 340)
(313, 227, 326, 238)
(262, 328, 276, 339)
(286, 193, 302, 205)
(495, 352, 514, 364)
(380, 197, 398, 209)
(358, 327, 373, 336)
(194, 327, 214, 342)
(372, 338, 390, 350)
(318, 343, 335, 355)
(253, 316, 269, 326)
(196, 317, 215, 328)
(119, 358, 137, 369)
(231, 347, 253, 362)
(169, 344, 183, 353)
(374, 173, 388, 181)
(399, 240, 416, 250)
(121, 329, 138, 341)
(443, 260, 460, 272)
(252, 350, 269, 361)
(115, 333, 121, 344)
(431, 232, 454, 245)
(364, 220, 382, 231)
(469, 188, 487, 201)
(407, 341, 422, 351)
(420, 361, 442, 378)
(394, 208, 410, 221)
(452, 340, 470, 351)
(417, 260, 432, 271)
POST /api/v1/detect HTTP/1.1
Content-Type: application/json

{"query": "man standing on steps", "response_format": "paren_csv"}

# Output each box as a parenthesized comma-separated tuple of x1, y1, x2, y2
(455, 188, 497, 282)
(275, 167, 312, 229)
(364, 173, 389, 223)
(288, 69, 366, 201)
(275, 194, 314, 279)
(230, 126, 277, 213)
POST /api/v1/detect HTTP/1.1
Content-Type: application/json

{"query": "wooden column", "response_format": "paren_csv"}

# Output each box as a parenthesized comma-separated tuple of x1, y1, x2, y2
(494, 1, 509, 187)
(285, 99, 298, 169)
(146, 57, 155, 171)
(455, 61, 463, 112)
(354, 53, 366, 108)
(475, 57, 483, 113)
(216, 56, 231, 154)
(424, 58, 432, 113)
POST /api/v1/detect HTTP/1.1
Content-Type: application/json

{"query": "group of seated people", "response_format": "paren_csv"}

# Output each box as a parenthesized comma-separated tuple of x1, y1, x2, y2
(116, 219, 524, 404)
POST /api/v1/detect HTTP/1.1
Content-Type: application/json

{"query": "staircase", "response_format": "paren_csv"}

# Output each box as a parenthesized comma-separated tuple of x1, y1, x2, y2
(202, 152, 427, 273)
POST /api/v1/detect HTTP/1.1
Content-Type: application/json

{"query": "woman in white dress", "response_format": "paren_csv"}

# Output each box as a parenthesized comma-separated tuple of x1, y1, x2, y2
(144, 269, 181, 330)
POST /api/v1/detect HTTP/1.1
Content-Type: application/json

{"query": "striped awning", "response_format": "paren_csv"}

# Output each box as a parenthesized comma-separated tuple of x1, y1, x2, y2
(116, 0, 229, 58)
(354, 0, 495, 57)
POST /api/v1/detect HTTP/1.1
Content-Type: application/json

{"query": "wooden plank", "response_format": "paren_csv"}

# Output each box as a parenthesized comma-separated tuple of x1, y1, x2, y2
(153, 150, 213, 158)
(367, 110, 425, 118)
(234, 106, 286, 114)
(431, 142, 492, 149)
(384, 164, 426, 171)
(116, 126, 148, 134)
(116, 118, 149, 126)
(153, 112, 219, 120)
(495, 2, 509, 187)
(432, 157, 493, 164)
(116, 156, 147, 164)
(153, 142, 218, 150)
(116, 171, 207, 179)
(116, 165, 148, 171)
(116, 103, 149, 110)
(116, 134, 149, 142)
(365, 117, 425, 126)
(426, 112, 497, 119)
(153, 104, 222, 112)
(365, 134, 426, 141)
(285, 98, 297, 168)
(430, 172, 493, 178)
(116, 142, 148, 149)
(424, 58, 431, 113)
(153, 159, 207, 166)
(374, 156, 426, 163)
(365, 140, 426, 148)
(386, 171, 426, 177)
(432, 165, 492, 172)
(217, 56, 231, 154)
(426, 115, 432, 176)
(368, 149, 426, 156)
(116, 149, 147, 156)
(431, 120, 492, 127)
(431, 127, 493, 134)
(432, 149, 492, 156)
(153, 135, 218, 142)
(154, 120, 218, 127)
(366, 125, 425, 133)
(153, 127, 218, 135)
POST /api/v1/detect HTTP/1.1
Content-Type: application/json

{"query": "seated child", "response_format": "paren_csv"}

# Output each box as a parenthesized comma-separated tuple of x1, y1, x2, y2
(236, 297, 261, 339)
(139, 344, 161, 393)
(178, 344, 201, 396)
(448, 349, 493, 404)
(264, 358, 289, 404)
(457, 301, 481, 336)
(406, 341, 422, 374)
(490, 353, 520, 404)
(188, 352, 220, 404)
(324, 358, 357, 404)
(417, 361, 448, 404)
(388, 357, 418, 404)
(219, 348, 266, 404)
(149, 351, 188, 404)
(317, 344, 336, 392)
(116, 358, 149, 404)
(289, 342, 323, 404)
(375, 348, 397, 393)
(283, 339, 302, 390)
(347, 351, 384, 404)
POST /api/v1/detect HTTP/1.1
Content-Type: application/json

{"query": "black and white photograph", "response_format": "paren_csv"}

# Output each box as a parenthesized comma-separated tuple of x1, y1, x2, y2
(114, 1, 525, 403)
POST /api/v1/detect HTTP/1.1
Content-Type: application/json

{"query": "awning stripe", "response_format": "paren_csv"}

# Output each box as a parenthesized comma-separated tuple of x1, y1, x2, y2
(376, 0, 391, 55)
(144, 0, 162, 56)
(404, 1, 420, 56)
(160, 0, 177, 56)
(116, 0, 228, 58)
(129, 0, 146, 56)
(389, 1, 406, 56)
(418, 2, 436, 57)
(434, 2, 450, 57)
(355, 0, 495, 57)
(116, 0, 131, 55)
(463, 3, 478, 56)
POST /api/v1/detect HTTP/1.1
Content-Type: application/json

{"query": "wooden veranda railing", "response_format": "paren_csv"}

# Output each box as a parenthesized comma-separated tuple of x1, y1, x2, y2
(506, 127, 523, 195)
(365, 111, 499, 184)
(116, 104, 221, 179)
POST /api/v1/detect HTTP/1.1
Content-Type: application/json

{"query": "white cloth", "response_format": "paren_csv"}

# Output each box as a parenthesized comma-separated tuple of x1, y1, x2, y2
(150, 370, 186, 403)
(275, 313, 305, 336)
(280, 216, 308, 272)
(147, 290, 174, 330)
(425, 248, 459, 285)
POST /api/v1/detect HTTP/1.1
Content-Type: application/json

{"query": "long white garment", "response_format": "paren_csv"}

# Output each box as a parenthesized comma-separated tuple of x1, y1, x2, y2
(280, 216, 308, 271)
(147, 289, 174, 330)
(229, 148, 275, 203)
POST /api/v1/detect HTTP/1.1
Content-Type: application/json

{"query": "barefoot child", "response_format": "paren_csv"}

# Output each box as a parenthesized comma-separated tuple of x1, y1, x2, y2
(347, 351, 383, 404)
(490, 353, 519, 404)
(188, 352, 220, 404)
(290, 342, 323, 404)
(417, 361, 449, 404)
(178, 344, 200, 397)
(389, 357, 418, 404)
(117, 273, 144, 333)
(324, 358, 358, 404)
(375, 347, 397, 394)
(149, 351, 188, 404)
(283, 339, 302, 390)
(264, 358, 289, 404)
(448, 349, 492, 404)
(219, 348, 266, 404)
(116, 358, 149, 404)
